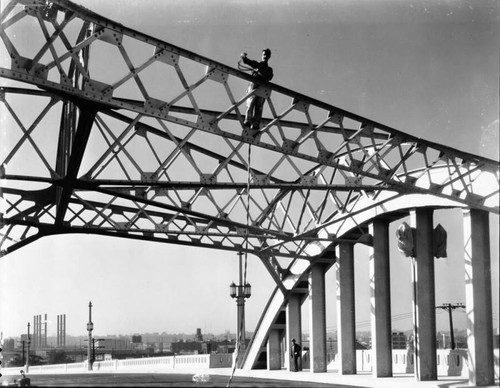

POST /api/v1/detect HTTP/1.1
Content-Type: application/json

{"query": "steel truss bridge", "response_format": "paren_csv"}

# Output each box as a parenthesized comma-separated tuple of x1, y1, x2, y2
(1, 0, 498, 385)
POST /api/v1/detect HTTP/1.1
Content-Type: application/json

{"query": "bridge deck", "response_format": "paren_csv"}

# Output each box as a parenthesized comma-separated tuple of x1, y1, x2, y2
(1, 369, 498, 388)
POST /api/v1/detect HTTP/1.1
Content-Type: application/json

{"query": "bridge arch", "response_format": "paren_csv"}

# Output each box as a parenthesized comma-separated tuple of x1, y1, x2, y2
(242, 171, 498, 385)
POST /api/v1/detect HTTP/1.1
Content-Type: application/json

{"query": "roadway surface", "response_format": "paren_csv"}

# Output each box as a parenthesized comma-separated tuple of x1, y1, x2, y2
(2, 371, 498, 388)
(1, 368, 498, 387)
(0, 372, 356, 387)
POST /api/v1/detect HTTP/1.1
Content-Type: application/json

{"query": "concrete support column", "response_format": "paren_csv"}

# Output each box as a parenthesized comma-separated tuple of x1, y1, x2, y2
(309, 264, 327, 373)
(369, 218, 392, 377)
(336, 242, 357, 374)
(410, 208, 437, 381)
(267, 329, 282, 370)
(286, 293, 302, 371)
(463, 209, 494, 386)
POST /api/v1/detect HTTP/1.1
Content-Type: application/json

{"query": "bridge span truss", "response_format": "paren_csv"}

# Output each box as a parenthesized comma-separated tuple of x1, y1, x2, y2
(0, 1, 498, 386)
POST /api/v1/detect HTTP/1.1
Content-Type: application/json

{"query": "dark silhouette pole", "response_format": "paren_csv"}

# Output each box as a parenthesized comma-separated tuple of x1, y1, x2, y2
(87, 301, 93, 370)
(436, 303, 465, 349)
(26, 322, 31, 372)
(229, 252, 251, 368)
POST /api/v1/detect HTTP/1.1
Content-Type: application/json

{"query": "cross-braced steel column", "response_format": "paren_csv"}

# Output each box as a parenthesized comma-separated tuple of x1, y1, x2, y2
(410, 208, 437, 380)
(369, 219, 392, 377)
(286, 293, 302, 371)
(309, 264, 327, 373)
(463, 209, 494, 386)
(337, 242, 357, 374)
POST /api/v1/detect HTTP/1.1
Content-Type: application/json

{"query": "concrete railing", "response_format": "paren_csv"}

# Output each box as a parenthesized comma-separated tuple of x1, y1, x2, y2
(351, 349, 467, 375)
(2, 349, 497, 378)
(1, 353, 233, 376)
(328, 349, 499, 378)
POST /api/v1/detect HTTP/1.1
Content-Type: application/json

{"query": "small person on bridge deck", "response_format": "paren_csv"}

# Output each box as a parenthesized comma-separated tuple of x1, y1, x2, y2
(290, 338, 302, 372)
(240, 48, 273, 130)
(19, 370, 31, 387)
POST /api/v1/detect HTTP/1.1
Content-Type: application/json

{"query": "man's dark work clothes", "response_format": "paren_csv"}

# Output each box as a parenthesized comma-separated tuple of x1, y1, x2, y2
(241, 49, 273, 130)
(290, 338, 302, 372)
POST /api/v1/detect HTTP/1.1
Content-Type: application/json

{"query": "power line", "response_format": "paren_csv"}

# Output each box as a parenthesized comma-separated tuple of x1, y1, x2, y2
(325, 312, 414, 331)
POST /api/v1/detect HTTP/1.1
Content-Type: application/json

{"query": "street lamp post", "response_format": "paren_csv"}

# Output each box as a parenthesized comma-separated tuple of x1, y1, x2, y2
(87, 301, 94, 371)
(21, 340, 26, 365)
(229, 252, 251, 367)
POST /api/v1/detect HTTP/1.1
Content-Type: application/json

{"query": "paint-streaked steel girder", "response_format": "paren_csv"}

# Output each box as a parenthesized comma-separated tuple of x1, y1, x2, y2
(1, 0, 498, 275)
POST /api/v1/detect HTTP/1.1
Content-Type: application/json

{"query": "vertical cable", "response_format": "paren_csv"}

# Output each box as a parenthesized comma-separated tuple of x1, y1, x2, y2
(227, 143, 252, 388)
(244, 142, 251, 284)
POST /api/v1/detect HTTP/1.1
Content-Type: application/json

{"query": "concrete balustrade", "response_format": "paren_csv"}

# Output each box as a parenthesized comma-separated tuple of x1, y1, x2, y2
(332, 349, 498, 377)
(1, 353, 233, 375)
(2, 349, 498, 379)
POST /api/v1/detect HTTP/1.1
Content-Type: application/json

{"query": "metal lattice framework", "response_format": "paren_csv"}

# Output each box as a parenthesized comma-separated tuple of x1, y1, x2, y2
(1, 0, 499, 293)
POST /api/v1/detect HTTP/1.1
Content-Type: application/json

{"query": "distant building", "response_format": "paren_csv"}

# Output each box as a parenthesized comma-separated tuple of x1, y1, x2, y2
(216, 339, 236, 354)
(106, 338, 130, 351)
(132, 335, 142, 344)
(201, 341, 214, 354)
(3, 338, 15, 350)
(392, 332, 407, 349)
(1, 338, 17, 364)
(170, 340, 202, 354)
(195, 328, 203, 342)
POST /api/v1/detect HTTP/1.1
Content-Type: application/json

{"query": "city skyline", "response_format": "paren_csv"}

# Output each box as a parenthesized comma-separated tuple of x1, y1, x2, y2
(0, 0, 498, 339)
(7, 323, 476, 342)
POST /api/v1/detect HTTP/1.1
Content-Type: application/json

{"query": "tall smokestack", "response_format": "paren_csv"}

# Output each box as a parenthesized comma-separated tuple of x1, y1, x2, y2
(62, 314, 66, 347)
(32, 315, 36, 349)
(33, 315, 41, 349)
(43, 313, 47, 347)
(38, 314, 42, 348)
(57, 314, 66, 348)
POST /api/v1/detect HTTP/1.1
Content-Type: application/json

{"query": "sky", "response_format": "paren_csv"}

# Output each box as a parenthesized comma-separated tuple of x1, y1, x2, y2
(0, 0, 498, 340)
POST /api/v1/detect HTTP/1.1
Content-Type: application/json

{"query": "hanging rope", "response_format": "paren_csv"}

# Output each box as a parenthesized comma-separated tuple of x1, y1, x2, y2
(227, 335, 241, 387)
(243, 142, 251, 283)
(227, 143, 252, 388)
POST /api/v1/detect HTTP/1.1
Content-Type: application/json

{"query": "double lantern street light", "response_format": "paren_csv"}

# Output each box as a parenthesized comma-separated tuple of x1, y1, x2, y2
(85, 301, 106, 369)
(229, 252, 251, 358)
(229, 282, 252, 299)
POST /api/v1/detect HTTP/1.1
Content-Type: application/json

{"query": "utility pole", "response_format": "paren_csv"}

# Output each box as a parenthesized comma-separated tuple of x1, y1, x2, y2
(436, 303, 465, 350)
